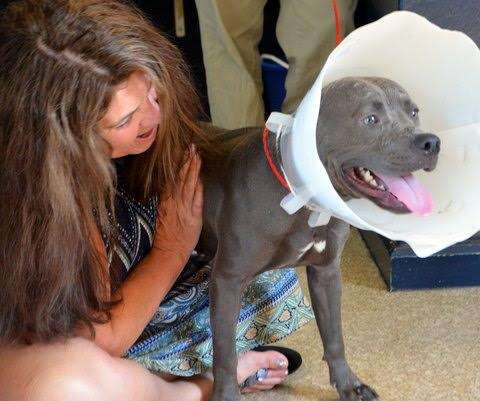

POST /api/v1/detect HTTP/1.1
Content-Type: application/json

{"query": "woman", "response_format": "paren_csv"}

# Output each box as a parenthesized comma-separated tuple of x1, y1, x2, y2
(0, 1, 314, 400)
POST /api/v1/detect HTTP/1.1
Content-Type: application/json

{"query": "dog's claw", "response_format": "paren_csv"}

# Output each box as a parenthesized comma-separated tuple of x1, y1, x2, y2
(354, 384, 379, 401)
(338, 383, 379, 401)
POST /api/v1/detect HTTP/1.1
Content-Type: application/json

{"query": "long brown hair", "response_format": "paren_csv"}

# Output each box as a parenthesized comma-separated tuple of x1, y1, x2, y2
(0, 0, 210, 344)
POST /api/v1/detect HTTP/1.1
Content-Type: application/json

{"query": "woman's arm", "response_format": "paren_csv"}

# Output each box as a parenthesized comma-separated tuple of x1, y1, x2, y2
(87, 246, 192, 357)
(77, 148, 203, 357)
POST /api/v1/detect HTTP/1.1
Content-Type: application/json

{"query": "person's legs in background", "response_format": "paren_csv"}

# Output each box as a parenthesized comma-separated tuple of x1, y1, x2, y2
(196, 0, 358, 127)
(195, 0, 267, 129)
(277, 0, 358, 113)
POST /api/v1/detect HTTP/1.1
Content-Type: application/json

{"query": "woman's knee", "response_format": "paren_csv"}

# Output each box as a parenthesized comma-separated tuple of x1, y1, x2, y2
(28, 369, 104, 401)
(1, 338, 121, 401)
(36, 338, 116, 398)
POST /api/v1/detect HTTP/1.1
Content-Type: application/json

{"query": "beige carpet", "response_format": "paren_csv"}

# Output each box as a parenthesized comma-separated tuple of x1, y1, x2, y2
(248, 229, 480, 401)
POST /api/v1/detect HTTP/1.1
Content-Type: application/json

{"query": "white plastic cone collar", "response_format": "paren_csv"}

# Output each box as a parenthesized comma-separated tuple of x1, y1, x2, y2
(267, 11, 480, 258)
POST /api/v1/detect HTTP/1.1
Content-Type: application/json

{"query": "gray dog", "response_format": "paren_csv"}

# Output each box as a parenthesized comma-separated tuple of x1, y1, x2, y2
(198, 77, 440, 401)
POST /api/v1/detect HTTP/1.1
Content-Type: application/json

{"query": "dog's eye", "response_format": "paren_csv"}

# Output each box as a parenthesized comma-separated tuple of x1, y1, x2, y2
(411, 108, 419, 118)
(363, 115, 379, 126)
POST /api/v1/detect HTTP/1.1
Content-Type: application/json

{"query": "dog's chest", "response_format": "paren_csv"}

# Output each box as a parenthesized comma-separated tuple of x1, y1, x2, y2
(271, 217, 329, 267)
(297, 239, 327, 260)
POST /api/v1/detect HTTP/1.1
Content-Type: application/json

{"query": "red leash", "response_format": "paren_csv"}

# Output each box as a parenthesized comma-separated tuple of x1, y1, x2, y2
(262, 127, 290, 190)
(263, 0, 343, 191)
(332, 0, 343, 46)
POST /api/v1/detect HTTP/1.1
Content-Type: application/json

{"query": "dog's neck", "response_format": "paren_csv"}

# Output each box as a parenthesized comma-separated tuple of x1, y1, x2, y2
(263, 123, 332, 227)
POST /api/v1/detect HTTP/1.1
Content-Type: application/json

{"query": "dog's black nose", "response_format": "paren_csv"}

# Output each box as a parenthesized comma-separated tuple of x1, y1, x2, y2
(413, 134, 441, 155)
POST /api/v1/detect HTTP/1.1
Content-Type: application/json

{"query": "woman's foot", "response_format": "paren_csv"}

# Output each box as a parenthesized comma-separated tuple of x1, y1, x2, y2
(236, 349, 289, 393)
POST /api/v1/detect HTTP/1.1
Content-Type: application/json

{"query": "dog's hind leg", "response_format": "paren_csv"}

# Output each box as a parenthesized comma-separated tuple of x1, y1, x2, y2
(306, 219, 379, 401)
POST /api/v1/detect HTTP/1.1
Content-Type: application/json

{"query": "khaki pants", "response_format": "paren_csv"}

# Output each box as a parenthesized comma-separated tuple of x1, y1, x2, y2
(195, 0, 358, 129)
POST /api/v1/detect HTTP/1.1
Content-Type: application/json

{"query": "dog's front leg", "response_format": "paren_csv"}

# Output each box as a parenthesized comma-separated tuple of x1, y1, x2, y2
(210, 259, 247, 401)
(307, 219, 379, 401)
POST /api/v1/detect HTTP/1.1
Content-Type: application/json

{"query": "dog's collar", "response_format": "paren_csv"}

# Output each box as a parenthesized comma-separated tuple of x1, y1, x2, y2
(262, 127, 290, 191)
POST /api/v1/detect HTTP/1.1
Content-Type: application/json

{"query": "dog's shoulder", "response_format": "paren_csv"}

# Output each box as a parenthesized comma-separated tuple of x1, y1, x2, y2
(198, 123, 263, 165)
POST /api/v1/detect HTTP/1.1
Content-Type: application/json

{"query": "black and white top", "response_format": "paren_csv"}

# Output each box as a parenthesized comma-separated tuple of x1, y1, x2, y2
(108, 158, 158, 281)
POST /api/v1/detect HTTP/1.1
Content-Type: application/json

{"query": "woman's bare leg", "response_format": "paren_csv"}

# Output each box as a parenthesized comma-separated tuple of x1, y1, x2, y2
(0, 337, 289, 401)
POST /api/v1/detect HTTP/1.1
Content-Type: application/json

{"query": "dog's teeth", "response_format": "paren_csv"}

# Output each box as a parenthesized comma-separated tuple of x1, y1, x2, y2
(360, 170, 372, 180)
(358, 167, 382, 189)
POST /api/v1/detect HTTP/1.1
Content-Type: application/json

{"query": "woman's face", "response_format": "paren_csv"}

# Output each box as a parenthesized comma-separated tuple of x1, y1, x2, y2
(99, 71, 161, 158)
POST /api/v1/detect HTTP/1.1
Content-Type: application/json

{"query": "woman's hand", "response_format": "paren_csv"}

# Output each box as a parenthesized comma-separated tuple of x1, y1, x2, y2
(152, 145, 203, 265)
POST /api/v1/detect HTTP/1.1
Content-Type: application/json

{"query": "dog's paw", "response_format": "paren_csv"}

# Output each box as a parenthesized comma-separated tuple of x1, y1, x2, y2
(338, 383, 379, 401)
(354, 383, 379, 400)
(328, 359, 379, 401)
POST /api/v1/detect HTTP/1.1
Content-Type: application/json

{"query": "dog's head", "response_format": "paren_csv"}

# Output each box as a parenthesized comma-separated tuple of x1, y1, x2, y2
(316, 77, 440, 214)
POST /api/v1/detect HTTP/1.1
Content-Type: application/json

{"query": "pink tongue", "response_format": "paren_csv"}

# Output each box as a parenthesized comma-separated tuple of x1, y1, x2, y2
(375, 172, 434, 216)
